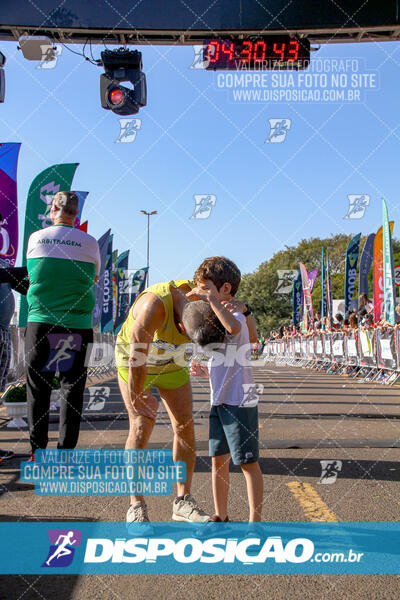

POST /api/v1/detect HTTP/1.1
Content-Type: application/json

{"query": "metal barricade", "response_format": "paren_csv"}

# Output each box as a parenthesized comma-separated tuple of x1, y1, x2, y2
(376, 328, 397, 371)
(331, 332, 345, 368)
(226, 328, 400, 385)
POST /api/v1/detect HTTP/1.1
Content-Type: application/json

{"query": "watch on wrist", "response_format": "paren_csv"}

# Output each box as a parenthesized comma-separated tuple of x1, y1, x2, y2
(243, 303, 252, 317)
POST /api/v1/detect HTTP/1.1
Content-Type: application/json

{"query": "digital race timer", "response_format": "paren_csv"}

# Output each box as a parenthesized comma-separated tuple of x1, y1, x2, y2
(203, 37, 310, 70)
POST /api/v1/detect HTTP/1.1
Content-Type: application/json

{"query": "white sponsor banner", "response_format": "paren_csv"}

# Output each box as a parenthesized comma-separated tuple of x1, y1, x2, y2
(332, 340, 344, 356)
(379, 338, 393, 360)
(346, 339, 357, 357)
(360, 331, 373, 357)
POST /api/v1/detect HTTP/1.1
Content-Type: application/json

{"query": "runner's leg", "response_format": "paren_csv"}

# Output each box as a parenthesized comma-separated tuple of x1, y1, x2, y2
(118, 375, 156, 503)
(158, 380, 195, 497)
(212, 454, 230, 521)
(241, 461, 263, 522)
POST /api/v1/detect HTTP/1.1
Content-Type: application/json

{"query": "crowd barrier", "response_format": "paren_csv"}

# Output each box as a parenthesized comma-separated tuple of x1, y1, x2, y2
(263, 328, 400, 385)
(6, 327, 116, 386)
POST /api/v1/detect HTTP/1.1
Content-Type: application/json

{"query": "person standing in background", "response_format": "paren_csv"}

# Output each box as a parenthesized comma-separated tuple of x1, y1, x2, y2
(358, 293, 373, 314)
(25, 191, 100, 455)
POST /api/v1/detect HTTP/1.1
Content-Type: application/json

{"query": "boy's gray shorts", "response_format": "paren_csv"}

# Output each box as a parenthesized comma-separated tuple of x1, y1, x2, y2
(209, 404, 259, 465)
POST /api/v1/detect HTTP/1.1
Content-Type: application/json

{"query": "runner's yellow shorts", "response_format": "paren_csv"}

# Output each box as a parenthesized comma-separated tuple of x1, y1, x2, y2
(117, 366, 190, 390)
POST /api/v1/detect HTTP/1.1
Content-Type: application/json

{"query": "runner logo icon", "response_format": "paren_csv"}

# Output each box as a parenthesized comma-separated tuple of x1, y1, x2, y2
(275, 270, 298, 294)
(318, 460, 342, 485)
(189, 45, 211, 69)
(42, 529, 82, 567)
(190, 195, 217, 220)
(265, 119, 291, 143)
(344, 194, 370, 219)
(241, 383, 263, 407)
(43, 333, 82, 372)
(115, 118, 142, 143)
(86, 386, 110, 411)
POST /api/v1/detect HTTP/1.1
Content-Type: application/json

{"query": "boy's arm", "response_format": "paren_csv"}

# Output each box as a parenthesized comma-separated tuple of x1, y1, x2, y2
(221, 299, 258, 343)
(187, 287, 241, 335)
(209, 295, 241, 335)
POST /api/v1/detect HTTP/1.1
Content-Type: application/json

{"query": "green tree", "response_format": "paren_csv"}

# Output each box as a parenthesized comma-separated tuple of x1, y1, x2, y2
(237, 234, 400, 335)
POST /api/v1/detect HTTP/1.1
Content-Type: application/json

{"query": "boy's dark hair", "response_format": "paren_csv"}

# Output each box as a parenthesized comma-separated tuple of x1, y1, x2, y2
(182, 300, 226, 347)
(194, 256, 241, 296)
(335, 313, 343, 322)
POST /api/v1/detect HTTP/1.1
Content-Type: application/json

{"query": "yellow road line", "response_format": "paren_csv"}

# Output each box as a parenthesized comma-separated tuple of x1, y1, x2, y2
(286, 481, 339, 522)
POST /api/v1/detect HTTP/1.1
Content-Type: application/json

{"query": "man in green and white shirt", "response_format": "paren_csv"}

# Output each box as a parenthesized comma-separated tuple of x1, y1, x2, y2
(25, 191, 100, 453)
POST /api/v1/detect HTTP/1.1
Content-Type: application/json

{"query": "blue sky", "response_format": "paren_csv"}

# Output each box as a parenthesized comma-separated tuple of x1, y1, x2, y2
(1, 38, 400, 283)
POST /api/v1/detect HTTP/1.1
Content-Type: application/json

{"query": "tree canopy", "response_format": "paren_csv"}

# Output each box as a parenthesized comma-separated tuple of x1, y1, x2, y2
(236, 234, 400, 335)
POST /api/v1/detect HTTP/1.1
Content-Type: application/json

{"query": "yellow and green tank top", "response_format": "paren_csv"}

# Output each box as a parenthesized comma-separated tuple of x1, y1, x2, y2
(116, 280, 193, 374)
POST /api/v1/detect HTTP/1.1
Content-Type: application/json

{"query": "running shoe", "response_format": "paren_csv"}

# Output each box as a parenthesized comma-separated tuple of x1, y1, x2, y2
(240, 523, 267, 554)
(172, 494, 210, 522)
(195, 514, 230, 537)
(126, 500, 154, 535)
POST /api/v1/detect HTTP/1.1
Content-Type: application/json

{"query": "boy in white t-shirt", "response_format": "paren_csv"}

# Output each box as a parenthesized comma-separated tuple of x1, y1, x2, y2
(189, 257, 263, 523)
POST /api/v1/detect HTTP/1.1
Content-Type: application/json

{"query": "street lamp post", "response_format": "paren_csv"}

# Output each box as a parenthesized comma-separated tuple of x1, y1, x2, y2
(140, 210, 157, 286)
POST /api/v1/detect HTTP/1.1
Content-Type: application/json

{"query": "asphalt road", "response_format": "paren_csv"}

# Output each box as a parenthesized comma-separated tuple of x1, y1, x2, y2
(2, 364, 400, 599)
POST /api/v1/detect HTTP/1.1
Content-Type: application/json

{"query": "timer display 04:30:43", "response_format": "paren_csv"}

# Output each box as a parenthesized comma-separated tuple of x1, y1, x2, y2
(203, 38, 310, 70)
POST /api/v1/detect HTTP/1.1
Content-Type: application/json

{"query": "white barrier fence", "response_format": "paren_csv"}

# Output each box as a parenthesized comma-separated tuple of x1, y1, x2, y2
(263, 328, 400, 385)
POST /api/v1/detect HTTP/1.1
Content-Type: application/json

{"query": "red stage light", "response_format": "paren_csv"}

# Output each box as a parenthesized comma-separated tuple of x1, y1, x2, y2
(109, 88, 125, 105)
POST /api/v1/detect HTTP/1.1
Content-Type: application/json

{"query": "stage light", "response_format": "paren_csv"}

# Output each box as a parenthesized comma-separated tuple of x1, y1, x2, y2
(100, 48, 147, 116)
(109, 88, 125, 105)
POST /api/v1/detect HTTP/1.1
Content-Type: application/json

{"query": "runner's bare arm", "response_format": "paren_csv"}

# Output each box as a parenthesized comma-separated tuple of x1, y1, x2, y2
(128, 293, 165, 400)
(190, 360, 209, 378)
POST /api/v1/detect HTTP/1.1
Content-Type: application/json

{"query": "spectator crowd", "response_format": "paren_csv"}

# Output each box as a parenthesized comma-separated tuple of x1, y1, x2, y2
(267, 293, 400, 340)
